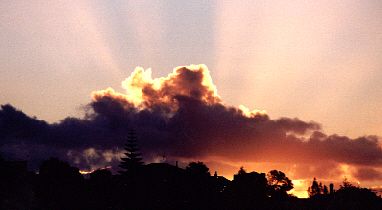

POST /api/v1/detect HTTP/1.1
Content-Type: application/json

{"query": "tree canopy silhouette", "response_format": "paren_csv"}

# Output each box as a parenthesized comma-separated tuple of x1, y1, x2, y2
(267, 170, 293, 198)
(225, 167, 268, 209)
(37, 157, 85, 210)
(0, 155, 381, 210)
(186, 161, 210, 177)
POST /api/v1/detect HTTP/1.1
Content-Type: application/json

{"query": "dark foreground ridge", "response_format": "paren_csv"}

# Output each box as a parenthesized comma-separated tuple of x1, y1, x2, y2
(1, 155, 381, 210)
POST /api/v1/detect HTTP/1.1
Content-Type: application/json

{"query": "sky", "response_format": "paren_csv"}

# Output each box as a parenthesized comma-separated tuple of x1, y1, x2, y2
(1, 0, 382, 197)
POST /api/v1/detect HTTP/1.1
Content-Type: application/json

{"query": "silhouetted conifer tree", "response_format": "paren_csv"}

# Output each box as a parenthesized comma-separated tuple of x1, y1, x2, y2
(323, 185, 329, 195)
(119, 130, 143, 175)
(237, 166, 246, 175)
(341, 178, 353, 188)
(308, 177, 321, 197)
(330, 183, 335, 194)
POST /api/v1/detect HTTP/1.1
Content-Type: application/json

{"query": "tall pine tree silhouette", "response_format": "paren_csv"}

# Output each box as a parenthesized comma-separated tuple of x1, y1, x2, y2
(119, 130, 143, 175)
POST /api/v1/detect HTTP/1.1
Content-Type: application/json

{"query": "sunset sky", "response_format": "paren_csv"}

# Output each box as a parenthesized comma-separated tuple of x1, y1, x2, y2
(1, 0, 382, 197)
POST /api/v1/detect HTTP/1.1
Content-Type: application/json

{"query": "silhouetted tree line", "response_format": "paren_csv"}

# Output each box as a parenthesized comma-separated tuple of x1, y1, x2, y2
(0, 132, 381, 210)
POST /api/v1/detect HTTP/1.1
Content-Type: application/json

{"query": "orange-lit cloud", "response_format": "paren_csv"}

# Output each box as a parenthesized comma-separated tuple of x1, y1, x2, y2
(1, 65, 382, 198)
(88, 64, 382, 197)
(90, 65, 381, 165)
(92, 65, 221, 111)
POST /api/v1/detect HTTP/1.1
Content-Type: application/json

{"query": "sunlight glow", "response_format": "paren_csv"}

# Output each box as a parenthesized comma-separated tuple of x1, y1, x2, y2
(92, 64, 221, 110)
(239, 104, 267, 118)
(289, 179, 309, 198)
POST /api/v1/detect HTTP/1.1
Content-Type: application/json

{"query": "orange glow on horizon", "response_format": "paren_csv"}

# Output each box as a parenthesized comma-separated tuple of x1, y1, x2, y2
(289, 179, 309, 198)
(79, 166, 112, 175)
(79, 169, 95, 175)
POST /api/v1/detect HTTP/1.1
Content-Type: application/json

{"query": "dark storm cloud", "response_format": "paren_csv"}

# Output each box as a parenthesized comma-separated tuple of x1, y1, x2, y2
(1, 65, 382, 174)
(354, 167, 382, 181)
